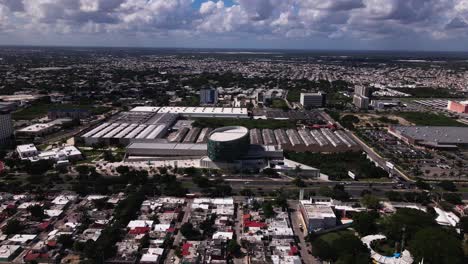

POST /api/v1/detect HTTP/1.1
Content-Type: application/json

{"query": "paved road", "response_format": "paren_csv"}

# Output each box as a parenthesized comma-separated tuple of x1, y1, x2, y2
(165, 199, 193, 264)
(288, 201, 321, 264)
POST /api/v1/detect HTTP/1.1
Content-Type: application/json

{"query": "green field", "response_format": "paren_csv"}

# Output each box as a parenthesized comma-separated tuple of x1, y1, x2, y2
(192, 117, 297, 129)
(397, 112, 467, 127)
(13, 103, 110, 120)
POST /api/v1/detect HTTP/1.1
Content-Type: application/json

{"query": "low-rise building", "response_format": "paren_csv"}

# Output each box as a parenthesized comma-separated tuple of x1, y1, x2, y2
(447, 100, 468, 114)
(299, 200, 336, 232)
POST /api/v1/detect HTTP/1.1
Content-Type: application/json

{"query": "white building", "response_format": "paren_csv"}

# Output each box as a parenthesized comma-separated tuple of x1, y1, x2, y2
(300, 92, 326, 108)
(299, 200, 337, 232)
(200, 87, 219, 105)
(17, 123, 56, 137)
(16, 144, 39, 159)
(17, 144, 82, 163)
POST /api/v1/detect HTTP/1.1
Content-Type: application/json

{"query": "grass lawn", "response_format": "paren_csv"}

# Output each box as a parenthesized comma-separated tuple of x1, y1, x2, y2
(319, 230, 354, 244)
(271, 99, 289, 110)
(397, 112, 467, 127)
(13, 103, 110, 120)
(193, 117, 297, 129)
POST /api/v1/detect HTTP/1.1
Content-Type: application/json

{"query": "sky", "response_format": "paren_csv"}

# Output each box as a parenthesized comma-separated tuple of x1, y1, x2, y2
(1, 0, 468, 51)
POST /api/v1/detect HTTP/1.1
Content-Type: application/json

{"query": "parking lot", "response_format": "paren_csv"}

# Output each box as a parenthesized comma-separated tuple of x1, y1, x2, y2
(358, 129, 466, 179)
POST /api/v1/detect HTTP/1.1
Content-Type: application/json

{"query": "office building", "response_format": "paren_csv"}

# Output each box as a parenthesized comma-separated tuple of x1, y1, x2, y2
(354, 86, 371, 97)
(0, 105, 14, 145)
(447, 100, 468, 114)
(300, 92, 326, 108)
(200, 87, 218, 105)
(353, 94, 370, 109)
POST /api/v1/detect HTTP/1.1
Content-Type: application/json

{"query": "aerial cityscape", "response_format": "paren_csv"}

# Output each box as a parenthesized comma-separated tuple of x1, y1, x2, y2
(1, 1, 468, 264)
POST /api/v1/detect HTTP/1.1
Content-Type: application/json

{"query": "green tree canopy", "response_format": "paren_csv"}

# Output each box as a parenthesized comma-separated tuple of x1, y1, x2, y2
(410, 227, 463, 264)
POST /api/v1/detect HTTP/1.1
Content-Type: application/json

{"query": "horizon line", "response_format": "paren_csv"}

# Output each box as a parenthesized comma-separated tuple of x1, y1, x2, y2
(1, 44, 468, 53)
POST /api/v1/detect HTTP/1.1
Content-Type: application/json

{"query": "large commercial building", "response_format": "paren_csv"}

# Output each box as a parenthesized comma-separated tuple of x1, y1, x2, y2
(0, 105, 14, 146)
(300, 92, 326, 108)
(200, 87, 219, 105)
(388, 126, 468, 149)
(130, 106, 248, 119)
(447, 100, 468, 114)
(207, 126, 250, 162)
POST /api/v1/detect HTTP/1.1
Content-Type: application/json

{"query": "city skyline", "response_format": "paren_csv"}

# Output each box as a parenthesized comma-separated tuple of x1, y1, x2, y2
(1, 0, 468, 51)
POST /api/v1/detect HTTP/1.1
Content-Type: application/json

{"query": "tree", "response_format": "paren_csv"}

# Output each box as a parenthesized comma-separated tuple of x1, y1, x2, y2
(332, 184, 350, 201)
(292, 177, 306, 187)
(318, 186, 333, 197)
(352, 212, 379, 236)
(311, 233, 370, 263)
(311, 237, 335, 261)
(58, 234, 74, 249)
(438, 180, 457, 192)
(382, 208, 436, 242)
(443, 193, 463, 205)
(103, 150, 116, 162)
(458, 216, 468, 234)
(415, 179, 431, 190)
(262, 202, 275, 219)
(180, 223, 201, 240)
(227, 239, 241, 257)
(410, 227, 463, 264)
(361, 195, 381, 210)
(28, 205, 45, 220)
(385, 191, 403, 201)
(239, 189, 253, 197)
(3, 219, 23, 235)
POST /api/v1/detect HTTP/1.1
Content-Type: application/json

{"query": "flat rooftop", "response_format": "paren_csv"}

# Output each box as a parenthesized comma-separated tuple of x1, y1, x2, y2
(209, 126, 249, 142)
(391, 126, 468, 144)
(301, 204, 336, 219)
(17, 123, 55, 132)
(129, 106, 248, 116)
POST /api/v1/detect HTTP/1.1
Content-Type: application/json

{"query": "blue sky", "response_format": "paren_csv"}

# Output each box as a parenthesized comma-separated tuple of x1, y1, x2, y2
(1, 0, 468, 51)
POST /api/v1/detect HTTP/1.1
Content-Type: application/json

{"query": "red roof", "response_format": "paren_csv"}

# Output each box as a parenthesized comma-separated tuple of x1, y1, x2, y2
(47, 240, 57, 247)
(38, 221, 50, 230)
(243, 214, 251, 219)
(289, 246, 298, 255)
(128, 227, 150, 235)
(244, 220, 267, 228)
(166, 227, 175, 233)
(182, 243, 193, 256)
(24, 252, 49, 261)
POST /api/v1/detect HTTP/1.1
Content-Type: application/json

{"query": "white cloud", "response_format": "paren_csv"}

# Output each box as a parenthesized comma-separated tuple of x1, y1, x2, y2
(0, 0, 467, 49)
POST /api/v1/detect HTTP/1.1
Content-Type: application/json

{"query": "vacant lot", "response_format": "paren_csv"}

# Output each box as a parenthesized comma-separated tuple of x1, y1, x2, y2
(397, 112, 467, 127)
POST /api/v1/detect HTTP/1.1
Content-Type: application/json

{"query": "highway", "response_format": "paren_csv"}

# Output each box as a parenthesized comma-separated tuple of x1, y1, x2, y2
(223, 178, 468, 200)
